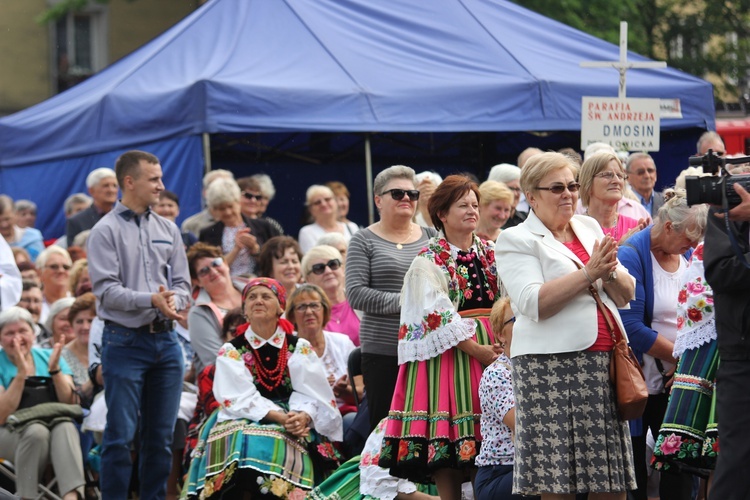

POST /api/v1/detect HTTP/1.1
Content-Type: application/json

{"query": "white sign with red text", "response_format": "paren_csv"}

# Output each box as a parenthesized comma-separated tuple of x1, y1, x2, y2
(581, 97, 661, 152)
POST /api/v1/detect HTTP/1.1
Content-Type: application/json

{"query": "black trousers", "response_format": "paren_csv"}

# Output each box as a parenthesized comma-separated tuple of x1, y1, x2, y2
(361, 352, 400, 432)
(631, 393, 694, 500)
(710, 359, 750, 500)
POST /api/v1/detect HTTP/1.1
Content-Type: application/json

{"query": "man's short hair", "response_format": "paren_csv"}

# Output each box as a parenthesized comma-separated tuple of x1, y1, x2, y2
(115, 150, 159, 188)
(696, 131, 724, 154)
(86, 167, 117, 189)
(625, 152, 654, 172)
(14, 200, 37, 214)
(64, 193, 92, 216)
(22, 280, 41, 292)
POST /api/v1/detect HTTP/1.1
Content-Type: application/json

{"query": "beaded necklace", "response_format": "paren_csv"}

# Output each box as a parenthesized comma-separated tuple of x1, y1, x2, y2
(250, 336, 289, 392)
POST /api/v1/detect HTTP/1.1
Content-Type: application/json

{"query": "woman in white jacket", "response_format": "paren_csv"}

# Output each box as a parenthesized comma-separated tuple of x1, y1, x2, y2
(495, 152, 636, 500)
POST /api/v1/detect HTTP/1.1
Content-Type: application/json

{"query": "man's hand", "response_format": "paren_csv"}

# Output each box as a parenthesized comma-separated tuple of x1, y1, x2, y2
(714, 182, 750, 222)
(151, 285, 184, 321)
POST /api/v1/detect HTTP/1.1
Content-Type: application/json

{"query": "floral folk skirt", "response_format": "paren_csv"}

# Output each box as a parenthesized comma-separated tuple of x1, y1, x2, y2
(182, 410, 340, 499)
(512, 350, 637, 495)
(379, 312, 494, 482)
(652, 339, 719, 474)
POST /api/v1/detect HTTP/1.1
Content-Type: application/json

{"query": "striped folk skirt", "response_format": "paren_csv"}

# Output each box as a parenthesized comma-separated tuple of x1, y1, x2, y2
(512, 350, 636, 495)
(652, 339, 719, 473)
(183, 410, 339, 499)
(379, 311, 494, 482)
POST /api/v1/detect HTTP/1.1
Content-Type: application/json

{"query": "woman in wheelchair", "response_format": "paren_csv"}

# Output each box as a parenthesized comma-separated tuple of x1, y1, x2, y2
(0, 306, 84, 499)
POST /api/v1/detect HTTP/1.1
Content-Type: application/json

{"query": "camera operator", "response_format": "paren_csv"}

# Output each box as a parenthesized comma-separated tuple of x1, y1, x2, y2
(704, 182, 750, 500)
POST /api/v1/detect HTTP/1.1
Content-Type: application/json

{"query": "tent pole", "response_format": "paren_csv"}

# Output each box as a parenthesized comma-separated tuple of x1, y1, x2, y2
(365, 133, 374, 225)
(202, 133, 212, 174)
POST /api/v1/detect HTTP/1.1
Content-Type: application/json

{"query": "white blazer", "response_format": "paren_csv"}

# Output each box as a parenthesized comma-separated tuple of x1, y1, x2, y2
(495, 211, 633, 357)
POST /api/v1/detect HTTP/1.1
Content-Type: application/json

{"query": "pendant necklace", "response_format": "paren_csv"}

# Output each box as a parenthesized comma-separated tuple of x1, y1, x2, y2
(395, 224, 414, 250)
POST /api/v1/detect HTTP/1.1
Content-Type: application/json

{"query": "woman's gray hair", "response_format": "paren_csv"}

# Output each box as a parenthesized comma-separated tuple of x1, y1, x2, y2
(301, 245, 343, 276)
(15, 200, 37, 214)
(205, 177, 241, 209)
(305, 185, 335, 206)
(520, 152, 578, 194)
(487, 163, 520, 184)
(251, 174, 276, 200)
(373, 165, 416, 196)
(0, 306, 35, 332)
(316, 232, 347, 250)
(36, 245, 72, 270)
(44, 297, 76, 334)
(654, 189, 708, 241)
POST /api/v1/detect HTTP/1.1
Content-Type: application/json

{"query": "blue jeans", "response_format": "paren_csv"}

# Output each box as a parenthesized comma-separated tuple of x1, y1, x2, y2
(100, 324, 184, 500)
(475, 464, 535, 500)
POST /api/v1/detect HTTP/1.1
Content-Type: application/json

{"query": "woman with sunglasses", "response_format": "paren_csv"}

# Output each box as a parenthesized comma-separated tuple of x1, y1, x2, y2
(379, 175, 500, 500)
(302, 245, 360, 345)
(495, 152, 636, 499)
(346, 165, 436, 431)
(578, 151, 648, 245)
(186, 243, 243, 372)
(299, 185, 359, 254)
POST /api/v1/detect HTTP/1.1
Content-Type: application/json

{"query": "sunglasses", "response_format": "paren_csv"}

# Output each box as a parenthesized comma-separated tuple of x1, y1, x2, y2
(196, 257, 223, 278)
(381, 188, 420, 201)
(242, 192, 264, 201)
(536, 182, 580, 194)
(45, 263, 72, 272)
(309, 259, 341, 275)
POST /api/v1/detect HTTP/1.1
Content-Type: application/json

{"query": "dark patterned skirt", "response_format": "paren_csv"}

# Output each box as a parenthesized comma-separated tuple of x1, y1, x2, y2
(511, 350, 636, 495)
(652, 339, 719, 473)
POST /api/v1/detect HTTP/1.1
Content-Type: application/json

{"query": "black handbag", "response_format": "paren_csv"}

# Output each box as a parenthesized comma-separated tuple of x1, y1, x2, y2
(18, 376, 58, 409)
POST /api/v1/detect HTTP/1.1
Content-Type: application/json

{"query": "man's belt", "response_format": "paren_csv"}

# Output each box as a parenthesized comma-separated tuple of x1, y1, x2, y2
(104, 318, 175, 334)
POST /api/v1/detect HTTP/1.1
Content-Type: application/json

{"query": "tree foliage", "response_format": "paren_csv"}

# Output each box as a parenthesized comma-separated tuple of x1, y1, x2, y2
(513, 0, 750, 101)
(37, 0, 133, 24)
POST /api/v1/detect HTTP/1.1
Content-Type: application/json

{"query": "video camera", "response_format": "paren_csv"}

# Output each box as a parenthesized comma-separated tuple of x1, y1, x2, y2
(685, 150, 750, 207)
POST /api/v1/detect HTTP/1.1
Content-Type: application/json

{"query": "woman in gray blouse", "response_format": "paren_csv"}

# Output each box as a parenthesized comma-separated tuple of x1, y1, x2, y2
(345, 165, 436, 430)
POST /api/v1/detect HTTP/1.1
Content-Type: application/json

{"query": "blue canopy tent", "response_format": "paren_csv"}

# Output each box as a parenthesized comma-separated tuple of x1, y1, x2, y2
(0, 0, 714, 238)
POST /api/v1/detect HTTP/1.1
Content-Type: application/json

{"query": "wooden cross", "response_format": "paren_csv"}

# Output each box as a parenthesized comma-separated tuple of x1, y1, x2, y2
(580, 21, 666, 98)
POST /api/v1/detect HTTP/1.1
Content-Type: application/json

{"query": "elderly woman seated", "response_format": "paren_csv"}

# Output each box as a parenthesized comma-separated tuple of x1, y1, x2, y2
(183, 278, 343, 499)
(0, 307, 84, 500)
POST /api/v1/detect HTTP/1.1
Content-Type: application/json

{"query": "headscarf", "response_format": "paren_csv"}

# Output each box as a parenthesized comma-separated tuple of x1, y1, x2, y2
(241, 277, 287, 311)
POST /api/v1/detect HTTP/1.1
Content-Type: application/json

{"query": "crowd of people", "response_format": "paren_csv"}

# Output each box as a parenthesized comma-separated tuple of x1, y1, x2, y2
(0, 130, 747, 500)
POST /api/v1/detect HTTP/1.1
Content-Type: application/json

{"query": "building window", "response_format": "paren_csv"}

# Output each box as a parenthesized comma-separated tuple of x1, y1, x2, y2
(53, 6, 107, 92)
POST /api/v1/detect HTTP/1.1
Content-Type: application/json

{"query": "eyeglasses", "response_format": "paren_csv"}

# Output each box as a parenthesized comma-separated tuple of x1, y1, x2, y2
(45, 263, 72, 272)
(242, 192, 265, 201)
(295, 302, 322, 313)
(507, 186, 522, 193)
(381, 188, 420, 201)
(309, 259, 341, 275)
(196, 257, 223, 278)
(595, 171, 627, 182)
(311, 196, 334, 207)
(536, 182, 580, 194)
(503, 316, 516, 326)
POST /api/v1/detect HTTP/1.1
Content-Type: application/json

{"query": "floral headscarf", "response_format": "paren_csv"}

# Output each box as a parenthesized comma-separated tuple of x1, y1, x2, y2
(241, 277, 287, 311)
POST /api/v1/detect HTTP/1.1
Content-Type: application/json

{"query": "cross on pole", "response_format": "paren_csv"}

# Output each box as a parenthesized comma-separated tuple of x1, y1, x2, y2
(580, 21, 666, 98)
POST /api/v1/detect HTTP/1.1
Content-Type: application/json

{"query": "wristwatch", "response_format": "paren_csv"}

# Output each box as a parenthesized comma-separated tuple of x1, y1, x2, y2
(605, 270, 617, 283)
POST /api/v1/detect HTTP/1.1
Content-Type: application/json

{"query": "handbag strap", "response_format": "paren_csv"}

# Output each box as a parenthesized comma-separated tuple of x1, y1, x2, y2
(571, 260, 619, 344)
